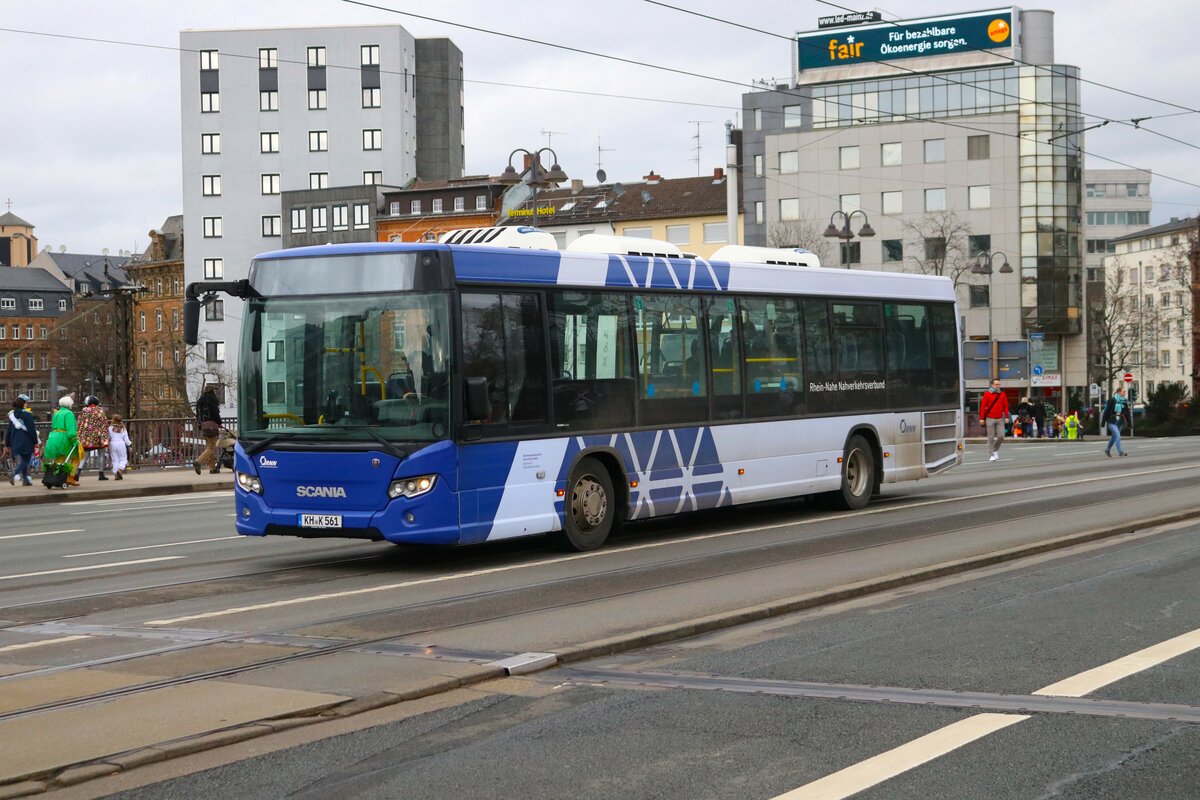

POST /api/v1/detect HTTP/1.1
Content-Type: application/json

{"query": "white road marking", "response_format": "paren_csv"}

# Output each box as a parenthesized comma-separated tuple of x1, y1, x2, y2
(774, 626, 1200, 797)
(771, 714, 1029, 800)
(0, 635, 91, 654)
(66, 490, 233, 506)
(144, 462, 1200, 627)
(0, 529, 84, 542)
(70, 500, 221, 516)
(0, 557, 183, 582)
(1034, 628, 1200, 698)
(63, 537, 241, 558)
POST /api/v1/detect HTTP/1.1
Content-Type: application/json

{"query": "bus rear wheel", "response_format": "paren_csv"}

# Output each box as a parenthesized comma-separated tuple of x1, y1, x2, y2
(553, 457, 616, 552)
(827, 434, 875, 511)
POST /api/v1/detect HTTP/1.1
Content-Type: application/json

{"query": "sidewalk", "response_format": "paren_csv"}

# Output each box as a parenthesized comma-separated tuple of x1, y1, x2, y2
(0, 467, 232, 507)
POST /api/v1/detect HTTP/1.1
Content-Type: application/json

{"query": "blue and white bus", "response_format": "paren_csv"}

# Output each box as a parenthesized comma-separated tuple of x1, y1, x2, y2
(184, 228, 961, 552)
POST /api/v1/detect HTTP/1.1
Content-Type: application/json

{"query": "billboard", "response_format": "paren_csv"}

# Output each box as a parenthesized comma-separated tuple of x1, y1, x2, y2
(797, 9, 1013, 72)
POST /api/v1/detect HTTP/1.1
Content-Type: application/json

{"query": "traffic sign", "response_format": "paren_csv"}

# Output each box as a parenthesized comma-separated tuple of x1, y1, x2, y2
(1090, 383, 1101, 398)
(1123, 372, 1134, 383)
(1032, 364, 1044, 376)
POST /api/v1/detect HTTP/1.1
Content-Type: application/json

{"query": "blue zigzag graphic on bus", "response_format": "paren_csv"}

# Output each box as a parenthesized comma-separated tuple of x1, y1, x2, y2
(603, 254, 730, 291)
(554, 427, 729, 523)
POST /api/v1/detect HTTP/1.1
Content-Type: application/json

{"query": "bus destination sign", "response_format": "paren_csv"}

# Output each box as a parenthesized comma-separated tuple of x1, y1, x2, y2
(798, 9, 1013, 71)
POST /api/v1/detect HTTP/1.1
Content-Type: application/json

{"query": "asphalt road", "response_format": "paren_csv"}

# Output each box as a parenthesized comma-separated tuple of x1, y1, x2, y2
(2, 437, 1198, 797)
(96, 498, 1200, 799)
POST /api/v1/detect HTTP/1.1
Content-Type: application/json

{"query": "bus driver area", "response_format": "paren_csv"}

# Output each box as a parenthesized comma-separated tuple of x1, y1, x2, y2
(185, 226, 962, 553)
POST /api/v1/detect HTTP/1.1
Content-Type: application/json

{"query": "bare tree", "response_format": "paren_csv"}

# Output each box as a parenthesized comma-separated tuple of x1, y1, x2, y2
(1089, 257, 1143, 394)
(766, 216, 831, 264)
(903, 210, 975, 294)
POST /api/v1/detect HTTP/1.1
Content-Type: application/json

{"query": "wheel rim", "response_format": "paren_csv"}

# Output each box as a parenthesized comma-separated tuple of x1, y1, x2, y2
(845, 448, 869, 497)
(571, 474, 608, 531)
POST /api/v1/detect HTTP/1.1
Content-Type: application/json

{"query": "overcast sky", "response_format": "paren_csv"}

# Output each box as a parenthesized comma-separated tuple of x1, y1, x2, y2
(2, 0, 1197, 255)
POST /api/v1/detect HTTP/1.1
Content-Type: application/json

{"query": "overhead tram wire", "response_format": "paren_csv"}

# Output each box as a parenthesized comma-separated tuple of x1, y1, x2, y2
(5, 19, 1197, 192)
(0, 26, 741, 115)
(343, 0, 1200, 193)
(645, 0, 1200, 152)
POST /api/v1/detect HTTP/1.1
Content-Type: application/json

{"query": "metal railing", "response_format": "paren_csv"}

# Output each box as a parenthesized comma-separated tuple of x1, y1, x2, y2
(3, 416, 238, 476)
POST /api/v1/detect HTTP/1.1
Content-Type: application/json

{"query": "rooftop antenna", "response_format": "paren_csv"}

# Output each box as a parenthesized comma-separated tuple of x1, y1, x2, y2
(541, 129, 569, 150)
(3, 198, 11, 212)
(596, 136, 615, 177)
(688, 121, 711, 177)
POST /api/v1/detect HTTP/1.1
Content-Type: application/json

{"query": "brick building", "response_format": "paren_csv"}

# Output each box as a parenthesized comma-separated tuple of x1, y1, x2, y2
(375, 176, 505, 242)
(126, 216, 190, 416)
(0, 266, 73, 410)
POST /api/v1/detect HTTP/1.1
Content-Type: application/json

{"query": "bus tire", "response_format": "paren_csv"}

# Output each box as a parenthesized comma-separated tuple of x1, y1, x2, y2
(554, 456, 616, 552)
(828, 434, 874, 511)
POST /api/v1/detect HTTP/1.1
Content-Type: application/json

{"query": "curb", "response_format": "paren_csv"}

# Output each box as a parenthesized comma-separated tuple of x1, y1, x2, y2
(0, 478, 232, 508)
(6, 509, 1199, 796)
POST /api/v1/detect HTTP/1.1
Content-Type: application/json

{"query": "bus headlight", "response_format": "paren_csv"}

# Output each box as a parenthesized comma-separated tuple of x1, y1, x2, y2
(236, 471, 263, 495)
(389, 475, 436, 499)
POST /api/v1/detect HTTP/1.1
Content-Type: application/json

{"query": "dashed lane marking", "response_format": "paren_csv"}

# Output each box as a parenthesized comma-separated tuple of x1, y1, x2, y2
(772, 714, 1029, 800)
(772, 623, 1200, 798)
(63, 537, 241, 559)
(0, 557, 183, 582)
(70, 500, 221, 516)
(1035, 628, 1200, 698)
(0, 529, 84, 542)
(0, 635, 90, 654)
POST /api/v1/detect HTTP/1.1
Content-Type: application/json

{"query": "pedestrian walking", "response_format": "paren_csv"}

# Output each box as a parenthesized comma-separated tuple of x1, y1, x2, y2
(1064, 411, 1079, 440)
(42, 395, 80, 488)
(3, 394, 38, 487)
(108, 414, 132, 480)
(980, 379, 1010, 461)
(1030, 399, 1047, 439)
(193, 384, 222, 475)
(1101, 385, 1132, 457)
(77, 396, 111, 481)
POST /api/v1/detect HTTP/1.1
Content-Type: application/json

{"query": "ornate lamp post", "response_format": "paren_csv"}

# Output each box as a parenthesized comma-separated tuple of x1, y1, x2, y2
(822, 209, 875, 268)
(971, 250, 1013, 385)
(496, 147, 568, 227)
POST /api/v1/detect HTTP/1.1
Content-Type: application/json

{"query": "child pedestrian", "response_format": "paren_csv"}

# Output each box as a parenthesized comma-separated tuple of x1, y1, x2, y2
(108, 414, 132, 480)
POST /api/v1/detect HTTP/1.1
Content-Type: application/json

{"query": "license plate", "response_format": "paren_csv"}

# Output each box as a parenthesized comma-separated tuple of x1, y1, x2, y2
(300, 514, 343, 529)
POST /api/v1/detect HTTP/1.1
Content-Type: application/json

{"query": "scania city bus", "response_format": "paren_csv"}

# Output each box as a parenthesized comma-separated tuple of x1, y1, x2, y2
(184, 227, 962, 552)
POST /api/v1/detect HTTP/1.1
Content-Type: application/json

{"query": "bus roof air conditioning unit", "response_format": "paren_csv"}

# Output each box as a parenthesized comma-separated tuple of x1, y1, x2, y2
(711, 245, 821, 268)
(567, 233, 685, 258)
(439, 226, 558, 250)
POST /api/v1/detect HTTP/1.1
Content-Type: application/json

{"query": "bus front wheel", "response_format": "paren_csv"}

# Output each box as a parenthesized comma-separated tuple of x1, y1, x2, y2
(828, 434, 875, 511)
(554, 456, 616, 551)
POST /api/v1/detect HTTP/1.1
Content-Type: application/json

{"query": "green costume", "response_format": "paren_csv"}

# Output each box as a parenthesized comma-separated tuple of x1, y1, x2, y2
(43, 406, 81, 476)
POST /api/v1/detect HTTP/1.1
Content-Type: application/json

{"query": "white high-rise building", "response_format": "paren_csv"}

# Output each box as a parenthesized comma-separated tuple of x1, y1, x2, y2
(180, 25, 462, 413)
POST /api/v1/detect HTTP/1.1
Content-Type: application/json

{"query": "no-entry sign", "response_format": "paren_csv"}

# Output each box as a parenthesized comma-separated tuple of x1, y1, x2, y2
(1124, 373, 1134, 383)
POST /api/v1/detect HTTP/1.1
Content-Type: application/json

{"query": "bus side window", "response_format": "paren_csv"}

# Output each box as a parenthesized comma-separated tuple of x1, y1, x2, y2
(801, 299, 833, 415)
(460, 292, 547, 429)
(547, 291, 635, 431)
(928, 303, 960, 405)
(884, 303, 933, 410)
(740, 296, 803, 419)
(634, 294, 708, 426)
(704, 297, 742, 420)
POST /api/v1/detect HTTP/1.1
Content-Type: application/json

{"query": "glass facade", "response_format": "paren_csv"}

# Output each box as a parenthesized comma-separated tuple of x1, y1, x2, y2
(811, 66, 1020, 128)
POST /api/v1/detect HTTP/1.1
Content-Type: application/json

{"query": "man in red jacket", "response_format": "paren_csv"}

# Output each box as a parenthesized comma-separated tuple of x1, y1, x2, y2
(980, 378, 1011, 461)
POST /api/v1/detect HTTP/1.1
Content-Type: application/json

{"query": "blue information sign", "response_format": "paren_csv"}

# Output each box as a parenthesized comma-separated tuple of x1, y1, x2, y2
(797, 10, 1013, 71)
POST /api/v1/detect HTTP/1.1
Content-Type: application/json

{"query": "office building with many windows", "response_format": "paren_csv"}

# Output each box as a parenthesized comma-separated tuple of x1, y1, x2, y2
(742, 8, 1088, 414)
(179, 25, 462, 411)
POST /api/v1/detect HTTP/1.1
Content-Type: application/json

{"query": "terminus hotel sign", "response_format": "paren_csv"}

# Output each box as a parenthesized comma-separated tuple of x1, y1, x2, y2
(797, 8, 1014, 71)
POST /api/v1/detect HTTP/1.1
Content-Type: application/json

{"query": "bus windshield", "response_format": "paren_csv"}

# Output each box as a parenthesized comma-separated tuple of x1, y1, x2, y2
(239, 293, 452, 444)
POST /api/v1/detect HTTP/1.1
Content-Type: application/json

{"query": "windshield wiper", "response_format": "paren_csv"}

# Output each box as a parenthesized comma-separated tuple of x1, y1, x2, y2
(245, 432, 301, 455)
(338, 426, 407, 459)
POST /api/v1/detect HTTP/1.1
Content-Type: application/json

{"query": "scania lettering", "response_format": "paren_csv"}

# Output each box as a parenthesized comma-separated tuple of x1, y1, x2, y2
(186, 228, 962, 552)
(296, 486, 348, 499)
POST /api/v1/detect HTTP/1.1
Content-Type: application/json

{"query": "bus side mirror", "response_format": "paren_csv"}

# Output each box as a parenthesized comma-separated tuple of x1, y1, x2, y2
(183, 297, 201, 346)
(465, 377, 489, 422)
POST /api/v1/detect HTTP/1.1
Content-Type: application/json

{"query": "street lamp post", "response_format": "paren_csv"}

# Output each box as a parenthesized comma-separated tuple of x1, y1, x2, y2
(496, 147, 568, 228)
(822, 210, 875, 268)
(971, 250, 1013, 385)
